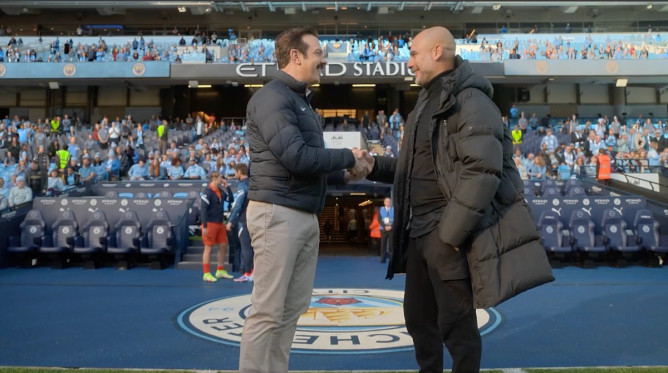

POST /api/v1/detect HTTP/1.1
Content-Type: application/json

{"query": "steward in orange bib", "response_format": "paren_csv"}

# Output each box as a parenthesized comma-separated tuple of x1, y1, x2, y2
(596, 148, 611, 185)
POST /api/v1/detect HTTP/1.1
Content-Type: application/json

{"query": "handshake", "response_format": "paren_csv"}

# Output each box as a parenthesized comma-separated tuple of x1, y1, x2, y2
(346, 148, 375, 182)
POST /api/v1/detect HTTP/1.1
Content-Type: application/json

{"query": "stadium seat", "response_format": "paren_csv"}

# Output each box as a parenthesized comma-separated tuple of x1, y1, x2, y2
(40, 210, 79, 268)
(7, 210, 47, 267)
(543, 186, 561, 197)
(541, 179, 557, 194)
(564, 179, 583, 193)
(105, 191, 119, 198)
(187, 191, 200, 225)
(538, 211, 572, 267)
(523, 187, 535, 197)
(601, 209, 641, 266)
(567, 186, 587, 197)
(141, 210, 174, 269)
(135, 192, 148, 198)
(156, 191, 172, 198)
(569, 210, 607, 267)
(74, 211, 110, 269)
(634, 209, 668, 265)
(107, 210, 143, 270)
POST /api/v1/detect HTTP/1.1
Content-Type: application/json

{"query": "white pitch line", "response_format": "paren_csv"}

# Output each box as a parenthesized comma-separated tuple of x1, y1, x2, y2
(501, 369, 528, 373)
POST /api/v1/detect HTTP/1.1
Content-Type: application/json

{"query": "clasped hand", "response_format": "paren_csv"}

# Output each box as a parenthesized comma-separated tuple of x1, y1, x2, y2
(346, 148, 375, 182)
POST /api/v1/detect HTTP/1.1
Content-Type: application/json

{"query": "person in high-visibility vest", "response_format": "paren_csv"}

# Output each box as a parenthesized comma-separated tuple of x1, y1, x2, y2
(596, 148, 611, 186)
(511, 125, 522, 151)
(55, 148, 71, 170)
(368, 208, 381, 255)
(157, 120, 169, 155)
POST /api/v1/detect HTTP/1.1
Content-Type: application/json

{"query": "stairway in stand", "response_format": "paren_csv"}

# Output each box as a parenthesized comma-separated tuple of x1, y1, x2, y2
(176, 238, 234, 271)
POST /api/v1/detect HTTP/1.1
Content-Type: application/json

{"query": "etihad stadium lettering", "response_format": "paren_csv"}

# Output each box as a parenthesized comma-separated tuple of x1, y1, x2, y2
(235, 62, 416, 78)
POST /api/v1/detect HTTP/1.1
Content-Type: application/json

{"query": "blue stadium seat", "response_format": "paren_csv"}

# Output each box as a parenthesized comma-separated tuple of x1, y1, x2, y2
(108, 210, 143, 269)
(601, 209, 640, 266)
(40, 210, 79, 268)
(523, 187, 535, 197)
(141, 210, 173, 269)
(542, 186, 561, 197)
(538, 211, 572, 254)
(567, 186, 587, 197)
(569, 210, 607, 265)
(7, 210, 47, 266)
(634, 209, 668, 259)
(74, 211, 110, 269)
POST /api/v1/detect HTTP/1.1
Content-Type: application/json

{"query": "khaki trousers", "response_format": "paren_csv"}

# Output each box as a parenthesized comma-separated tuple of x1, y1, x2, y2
(238, 201, 320, 373)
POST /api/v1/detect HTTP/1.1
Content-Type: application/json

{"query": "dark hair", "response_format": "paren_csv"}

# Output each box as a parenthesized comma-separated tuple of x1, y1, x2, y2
(233, 163, 248, 176)
(274, 26, 319, 69)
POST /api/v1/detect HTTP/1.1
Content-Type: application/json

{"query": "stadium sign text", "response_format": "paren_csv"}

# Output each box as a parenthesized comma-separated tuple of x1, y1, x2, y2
(235, 62, 416, 78)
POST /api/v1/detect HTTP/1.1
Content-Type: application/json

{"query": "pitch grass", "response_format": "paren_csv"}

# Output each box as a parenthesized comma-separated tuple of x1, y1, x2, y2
(2, 368, 668, 373)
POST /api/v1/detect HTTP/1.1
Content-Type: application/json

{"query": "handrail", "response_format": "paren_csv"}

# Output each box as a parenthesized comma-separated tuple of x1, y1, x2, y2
(614, 173, 668, 193)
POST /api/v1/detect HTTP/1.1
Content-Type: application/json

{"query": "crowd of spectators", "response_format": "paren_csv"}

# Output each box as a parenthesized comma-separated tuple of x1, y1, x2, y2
(347, 106, 668, 183)
(0, 113, 249, 212)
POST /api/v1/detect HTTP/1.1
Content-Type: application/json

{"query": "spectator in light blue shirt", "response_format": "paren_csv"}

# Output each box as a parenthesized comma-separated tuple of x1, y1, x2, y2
(541, 129, 559, 152)
(167, 158, 184, 180)
(510, 104, 518, 119)
(183, 158, 206, 180)
(527, 157, 546, 181)
(128, 158, 149, 180)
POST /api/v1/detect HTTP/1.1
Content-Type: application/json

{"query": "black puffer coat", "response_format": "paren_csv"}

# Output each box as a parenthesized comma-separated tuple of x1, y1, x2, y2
(245, 71, 355, 214)
(368, 56, 554, 308)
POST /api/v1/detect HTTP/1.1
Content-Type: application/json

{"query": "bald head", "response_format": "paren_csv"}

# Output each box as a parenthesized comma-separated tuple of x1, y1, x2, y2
(408, 27, 457, 86)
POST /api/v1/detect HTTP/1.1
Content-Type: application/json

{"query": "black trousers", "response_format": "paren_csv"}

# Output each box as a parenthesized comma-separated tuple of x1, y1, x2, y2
(404, 229, 482, 373)
(380, 230, 392, 262)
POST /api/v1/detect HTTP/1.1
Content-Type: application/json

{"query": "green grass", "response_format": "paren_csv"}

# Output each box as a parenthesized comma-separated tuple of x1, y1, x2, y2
(1, 368, 667, 373)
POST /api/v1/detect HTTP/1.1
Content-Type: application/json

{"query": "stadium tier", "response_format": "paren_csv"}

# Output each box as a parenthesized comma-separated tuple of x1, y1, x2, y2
(1, 32, 667, 64)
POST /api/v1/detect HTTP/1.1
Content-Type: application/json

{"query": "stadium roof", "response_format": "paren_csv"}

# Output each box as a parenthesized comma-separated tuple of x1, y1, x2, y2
(1, 1, 667, 11)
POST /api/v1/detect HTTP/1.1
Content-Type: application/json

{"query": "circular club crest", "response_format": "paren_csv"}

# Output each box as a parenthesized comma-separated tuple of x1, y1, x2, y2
(132, 63, 146, 76)
(155, 200, 162, 206)
(125, 227, 133, 234)
(583, 198, 590, 206)
(61, 199, 68, 206)
(0, 64, 6, 78)
(29, 212, 37, 218)
(62, 63, 77, 77)
(610, 225, 618, 233)
(93, 227, 101, 235)
(157, 227, 164, 234)
(29, 226, 37, 234)
(90, 199, 97, 206)
(552, 199, 559, 206)
(125, 212, 133, 219)
(62, 227, 70, 234)
(614, 198, 621, 206)
(177, 289, 503, 354)
(546, 226, 554, 234)
(643, 225, 651, 233)
(121, 199, 128, 206)
(577, 226, 585, 234)
(535, 61, 549, 74)
(93, 212, 100, 219)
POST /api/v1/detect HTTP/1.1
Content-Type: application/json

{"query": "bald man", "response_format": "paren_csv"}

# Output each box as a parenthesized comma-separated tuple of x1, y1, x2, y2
(363, 27, 553, 372)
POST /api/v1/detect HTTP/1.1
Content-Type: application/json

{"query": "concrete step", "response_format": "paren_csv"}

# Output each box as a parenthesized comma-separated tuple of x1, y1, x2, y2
(182, 252, 230, 262)
(189, 239, 204, 247)
(176, 261, 233, 271)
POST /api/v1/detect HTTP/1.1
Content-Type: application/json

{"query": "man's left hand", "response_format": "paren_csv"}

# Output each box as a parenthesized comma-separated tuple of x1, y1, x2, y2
(226, 222, 232, 231)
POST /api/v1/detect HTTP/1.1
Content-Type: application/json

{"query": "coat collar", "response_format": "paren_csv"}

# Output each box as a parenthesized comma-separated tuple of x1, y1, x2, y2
(275, 70, 313, 102)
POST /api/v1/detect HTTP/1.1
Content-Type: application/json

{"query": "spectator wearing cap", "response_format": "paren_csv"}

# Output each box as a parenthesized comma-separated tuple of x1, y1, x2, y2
(184, 158, 207, 180)
(78, 155, 96, 184)
(168, 157, 184, 180)
(384, 145, 394, 157)
(8, 176, 32, 206)
(128, 157, 149, 181)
